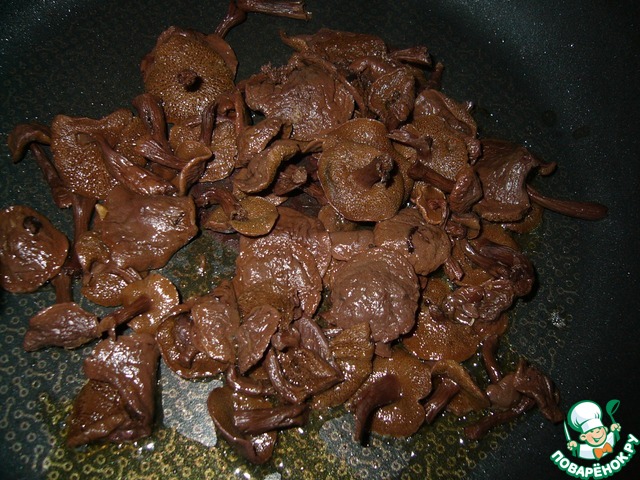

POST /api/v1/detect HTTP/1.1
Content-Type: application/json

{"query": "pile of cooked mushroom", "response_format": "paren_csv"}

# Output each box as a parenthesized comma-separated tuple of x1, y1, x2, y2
(2, 0, 606, 466)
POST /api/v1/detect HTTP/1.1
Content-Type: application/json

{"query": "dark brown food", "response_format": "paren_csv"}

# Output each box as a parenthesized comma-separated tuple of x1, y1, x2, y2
(23, 302, 99, 351)
(324, 247, 419, 343)
(5, 4, 609, 467)
(67, 333, 160, 447)
(0, 205, 69, 293)
(99, 185, 198, 272)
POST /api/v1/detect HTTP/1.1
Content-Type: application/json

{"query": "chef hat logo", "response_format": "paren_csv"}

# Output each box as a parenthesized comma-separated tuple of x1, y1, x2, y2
(568, 400, 604, 434)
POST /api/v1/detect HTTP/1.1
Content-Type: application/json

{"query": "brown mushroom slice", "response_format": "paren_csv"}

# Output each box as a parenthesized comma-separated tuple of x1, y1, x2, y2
(328, 229, 375, 262)
(67, 333, 160, 447)
(413, 88, 477, 139)
(240, 206, 331, 277)
(402, 308, 480, 363)
(236, 118, 285, 167)
(449, 222, 521, 288)
(276, 345, 342, 399)
(229, 196, 279, 237)
(7, 122, 52, 161)
(271, 163, 308, 196)
(233, 139, 300, 194)
(23, 302, 99, 351)
(0, 205, 69, 293)
(431, 359, 490, 417)
(352, 374, 402, 443)
(172, 140, 212, 195)
(120, 273, 180, 335)
(236, 305, 281, 374)
(373, 207, 450, 276)
(473, 139, 543, 222)
(233, 403, 308, 436)
(74, 230, 140, 307)
(410, 182, 449, 226)
(312, 321, 374, 410)
(318, 140, 405, 222)
(366, 65, 416, 129)
(50, 109, 134, 199)
(201, 119, 238, 182)
(350, 348, 432, 438)
(191, 280, 240, 365)
(99, 185, 198, 272)
(236, 281, 298, 326)
(279, 28, 390, 75)
(442, 279, 515, 326)
(234, 235, 322, 318)
(317, 204, 358, 233)
(95, 294, 152, 337)
(511, 358, 563, 423)
(156, 307, 227, 379)
(113, 115, 150, 169)
(207, 385, 277, 465)
(324, 247, 419, 343)
(243, 58, 354, 141)
(141, 27, 236, 124)
(203, 194, 279, 237)
(398, 115, 471, 182)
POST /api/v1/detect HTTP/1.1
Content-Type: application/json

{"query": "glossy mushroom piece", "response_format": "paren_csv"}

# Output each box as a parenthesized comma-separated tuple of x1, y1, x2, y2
(317, 118, 410, 222)
(0, 205, 69, 293)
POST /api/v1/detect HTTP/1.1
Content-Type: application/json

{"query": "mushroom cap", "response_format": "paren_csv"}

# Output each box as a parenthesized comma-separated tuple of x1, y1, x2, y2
(243, 60, 354, 141)
(121, 273, 180, 335)
(100, 185, 198, 272)
(233, 235, 322, 317)
(373, 207, 450, 276)
(142, 27, 236, 124)
(406, 115, 471, 181)
(50, 109, 133, 199)
(324, 247, 419, 343)
(156, 308, 228, 379)
(204, 195, 279, 237)
(318, 140, 405, 222)
(240, 206, 332, 277)
(311, 321, 374, 409)
(280, 28, 389, 73)
(0, 205, 69, 293)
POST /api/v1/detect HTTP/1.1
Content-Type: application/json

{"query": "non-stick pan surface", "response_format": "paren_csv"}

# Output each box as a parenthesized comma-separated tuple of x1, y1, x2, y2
(1, 1, 639, 479)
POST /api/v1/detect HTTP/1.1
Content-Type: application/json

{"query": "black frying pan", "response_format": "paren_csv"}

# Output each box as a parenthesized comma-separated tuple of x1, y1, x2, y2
(1, 1, 639, 479)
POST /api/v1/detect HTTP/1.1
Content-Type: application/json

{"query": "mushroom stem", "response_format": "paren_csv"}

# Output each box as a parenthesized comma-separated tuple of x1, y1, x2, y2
(78, 131, 176, 196)
(196, 187, 247, 220)
(233, 404, 308, 435)
(464, 396, 536, 441)
(353, 374, 402, 444)
(136, 138, 187, 170)
(408, 159, 455, 192)
(96, 294, 152, 338)
(29, 144, 73, 208)
(353, 153, 395, 189)
(480, 334, 502, 384)
(526, 184, 608, 220)
(215, 0, 311, 38)
(423, 378, 461, 424)
(132, 93, 171, 151)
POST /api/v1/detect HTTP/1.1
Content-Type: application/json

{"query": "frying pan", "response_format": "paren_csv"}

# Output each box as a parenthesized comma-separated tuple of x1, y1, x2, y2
(1, 1, 639, 479)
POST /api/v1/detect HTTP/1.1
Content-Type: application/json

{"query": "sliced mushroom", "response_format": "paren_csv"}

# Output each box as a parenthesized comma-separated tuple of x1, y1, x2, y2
(0, 205, 69, 293)
(349, 348, 432, 438)
(141, 27, 237, 124)
(23, 302, 99, 351)
(324, 247, 419, 343)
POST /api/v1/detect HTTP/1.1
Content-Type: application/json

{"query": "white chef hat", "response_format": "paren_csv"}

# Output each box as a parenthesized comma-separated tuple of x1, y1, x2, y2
(568, 400, 604, 434)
